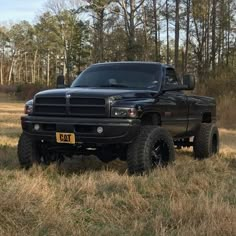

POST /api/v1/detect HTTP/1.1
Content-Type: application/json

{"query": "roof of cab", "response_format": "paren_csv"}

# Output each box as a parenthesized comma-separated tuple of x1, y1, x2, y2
(91, 61, 174, 69)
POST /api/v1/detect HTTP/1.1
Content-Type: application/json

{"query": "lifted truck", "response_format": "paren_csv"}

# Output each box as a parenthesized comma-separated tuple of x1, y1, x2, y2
(18, 62, 219, 174)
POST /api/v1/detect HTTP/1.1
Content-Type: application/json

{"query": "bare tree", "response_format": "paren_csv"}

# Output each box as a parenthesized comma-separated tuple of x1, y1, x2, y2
(118, 0, 145, 60)
(86, 0, 113, 62)
(166, 0, 170, 64)
(175, 0, 180, 70)
(184, 0, 190, 73)
(153, 0, 158, 61)
(211, 0, 216, 73)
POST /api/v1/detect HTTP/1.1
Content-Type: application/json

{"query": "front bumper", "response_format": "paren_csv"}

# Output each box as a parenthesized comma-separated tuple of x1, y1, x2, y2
(21, 115, 141, 144)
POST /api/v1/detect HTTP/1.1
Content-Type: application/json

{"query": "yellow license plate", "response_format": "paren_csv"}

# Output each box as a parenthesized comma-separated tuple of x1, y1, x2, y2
(56, 132, 75, 144)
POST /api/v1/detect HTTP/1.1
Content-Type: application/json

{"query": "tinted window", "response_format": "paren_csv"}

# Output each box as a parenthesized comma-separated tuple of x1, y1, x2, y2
(165, 68, 179, 86)
(71, 63, 162, 90)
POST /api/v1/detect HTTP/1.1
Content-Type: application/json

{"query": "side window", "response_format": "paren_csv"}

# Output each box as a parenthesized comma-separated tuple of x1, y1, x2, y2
(165, 68, 179, 86)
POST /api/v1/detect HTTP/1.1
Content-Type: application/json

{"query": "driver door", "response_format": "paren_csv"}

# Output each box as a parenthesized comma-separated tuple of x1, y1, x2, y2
(160, 68, 188, 137)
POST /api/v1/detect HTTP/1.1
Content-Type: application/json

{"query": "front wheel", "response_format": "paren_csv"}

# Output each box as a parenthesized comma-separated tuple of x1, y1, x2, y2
(17, 133, 59, 169)
(17, 133, 42, 169)
(127, 126, 175, 174)
(193, 123, 219, 159)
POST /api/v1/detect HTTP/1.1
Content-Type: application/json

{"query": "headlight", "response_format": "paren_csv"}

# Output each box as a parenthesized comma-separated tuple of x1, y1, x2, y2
(24, 100, 33, 115)
(111, 107, 137, 118)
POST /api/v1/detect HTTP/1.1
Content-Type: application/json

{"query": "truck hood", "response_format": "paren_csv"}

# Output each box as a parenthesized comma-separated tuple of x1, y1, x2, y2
(35, 87, 159, 100)
(33, 88, 159, 117)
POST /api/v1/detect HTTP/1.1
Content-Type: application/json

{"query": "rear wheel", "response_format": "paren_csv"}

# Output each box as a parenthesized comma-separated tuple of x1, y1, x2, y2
(127, 126, 175, 174)
(193, 123, 219, 159)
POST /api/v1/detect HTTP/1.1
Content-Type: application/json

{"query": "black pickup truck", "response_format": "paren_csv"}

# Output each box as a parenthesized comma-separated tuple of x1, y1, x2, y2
(18, 62, 219, 174)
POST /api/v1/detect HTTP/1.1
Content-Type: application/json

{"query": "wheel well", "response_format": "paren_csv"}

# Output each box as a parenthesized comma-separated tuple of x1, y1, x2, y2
(141, 113, 161, 125)
(202, 112, 212, 123)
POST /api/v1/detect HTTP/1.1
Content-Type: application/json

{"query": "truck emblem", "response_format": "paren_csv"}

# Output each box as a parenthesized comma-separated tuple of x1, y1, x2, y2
(66, 94, 71, 98)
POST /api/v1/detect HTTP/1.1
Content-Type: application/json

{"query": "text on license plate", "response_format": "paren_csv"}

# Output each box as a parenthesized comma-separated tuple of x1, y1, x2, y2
(56, 132, 75, 144)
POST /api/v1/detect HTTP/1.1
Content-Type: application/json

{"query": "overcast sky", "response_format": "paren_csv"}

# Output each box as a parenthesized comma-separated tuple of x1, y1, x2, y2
(0, 0, 47, 24)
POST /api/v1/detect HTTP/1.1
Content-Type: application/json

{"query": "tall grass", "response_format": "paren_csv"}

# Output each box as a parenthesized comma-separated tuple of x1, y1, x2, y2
(0, 93, 236, 235)
(217, 95, 236, 128)
(0, 154, 235, 235)
(196, 66, 236, 129)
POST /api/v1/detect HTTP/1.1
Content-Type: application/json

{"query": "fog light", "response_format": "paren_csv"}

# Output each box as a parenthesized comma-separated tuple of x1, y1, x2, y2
(97, 126, 103, 134)
(34, 124, 40, 131)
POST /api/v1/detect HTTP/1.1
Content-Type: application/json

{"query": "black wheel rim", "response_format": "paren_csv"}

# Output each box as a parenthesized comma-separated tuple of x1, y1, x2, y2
(152, 139, 170, 167)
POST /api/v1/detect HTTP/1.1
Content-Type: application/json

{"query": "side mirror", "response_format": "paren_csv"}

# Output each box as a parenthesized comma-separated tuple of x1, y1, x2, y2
(56, 75, 65, 88)
(183, 74, 195, 90)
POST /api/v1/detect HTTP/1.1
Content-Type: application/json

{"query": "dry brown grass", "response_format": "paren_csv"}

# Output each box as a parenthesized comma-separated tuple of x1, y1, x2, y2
(0, 93, 236, 236)
(217, 95, 236, 129)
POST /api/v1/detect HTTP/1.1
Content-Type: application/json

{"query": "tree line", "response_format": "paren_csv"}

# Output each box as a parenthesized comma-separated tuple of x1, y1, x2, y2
(0, 0, 235, 86)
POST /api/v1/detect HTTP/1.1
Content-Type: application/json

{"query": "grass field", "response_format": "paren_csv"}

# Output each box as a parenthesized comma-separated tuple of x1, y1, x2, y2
(0, 93, 236, 236)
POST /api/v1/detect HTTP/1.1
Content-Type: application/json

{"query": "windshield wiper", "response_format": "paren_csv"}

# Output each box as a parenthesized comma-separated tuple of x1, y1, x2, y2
(72, 85, 90, 88)
(98, 84, 128, 88)
(73, 84, 129, 88)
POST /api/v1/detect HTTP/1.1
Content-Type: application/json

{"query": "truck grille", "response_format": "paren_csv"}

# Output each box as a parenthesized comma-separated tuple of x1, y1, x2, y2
(33, 96, 108, 117)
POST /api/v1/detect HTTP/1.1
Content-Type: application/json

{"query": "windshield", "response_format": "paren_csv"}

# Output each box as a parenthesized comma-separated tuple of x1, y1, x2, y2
(71, 63, 162, 90)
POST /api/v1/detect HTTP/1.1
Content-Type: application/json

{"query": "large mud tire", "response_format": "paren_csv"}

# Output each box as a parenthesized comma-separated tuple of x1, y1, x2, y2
(17, 133, 41, 169)
(193, 123, 219, 159)
(127, 126, 175, 174)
